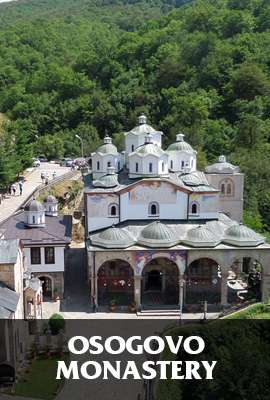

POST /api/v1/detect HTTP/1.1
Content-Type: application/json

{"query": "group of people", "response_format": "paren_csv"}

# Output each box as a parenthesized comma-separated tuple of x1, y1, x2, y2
(9, 180, 24, 196)
(41, 171, 57, 185)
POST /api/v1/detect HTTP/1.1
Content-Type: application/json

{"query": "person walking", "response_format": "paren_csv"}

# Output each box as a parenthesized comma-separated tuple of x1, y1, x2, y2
(41, 172, 45, 184)
(11, 183, 16, 196)
(19, 180, 23, 196)
(52, 171, 56, 180)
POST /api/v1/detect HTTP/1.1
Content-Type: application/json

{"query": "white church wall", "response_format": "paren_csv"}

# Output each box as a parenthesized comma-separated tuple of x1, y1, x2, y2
(168, 152, 196, 173)
(125, 132, 162, 155)
(87, 193, 119, 232)
(120, 181, 188, 221)
(188, 193, 219, 220)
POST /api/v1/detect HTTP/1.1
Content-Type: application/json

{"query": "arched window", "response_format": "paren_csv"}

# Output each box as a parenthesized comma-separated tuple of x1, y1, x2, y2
(220, 179, 234, 197)
(131, 145, 134, 152)
(181, 161, 185, 168)
(221, 183, 225, 195)
(148, 202, 159, 216)
(170, 160, 173, 169)
(136, 162, 139, 172)
(118, 161, 120, 171)
(107, 161, 111, 167)
(108, 203, 118, 217)
(97, 161, 100, 170)
(32, 216, 36, 224)
(162, 162, 164, 172)
(190, 202, 199, 215)
(149, 163, 153, 173)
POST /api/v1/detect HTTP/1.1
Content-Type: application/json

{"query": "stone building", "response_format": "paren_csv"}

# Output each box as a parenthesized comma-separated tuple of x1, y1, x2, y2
(0, 196, 72, 300)
(85, 115, 270, 311)
(0, 239, 24, 319)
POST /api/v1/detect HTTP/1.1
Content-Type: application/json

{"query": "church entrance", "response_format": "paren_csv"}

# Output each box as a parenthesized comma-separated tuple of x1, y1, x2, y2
(97, 259, 134, 307)
(39, 276, 52, 299)
(141, 258, 179, 308)
(184, 258, 221, 311)
(146, 270, 162, 291)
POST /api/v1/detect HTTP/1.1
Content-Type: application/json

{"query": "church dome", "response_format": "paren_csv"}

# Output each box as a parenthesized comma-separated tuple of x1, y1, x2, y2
(134, 134, 165, 157)
(223, 224, 264, 247)
(205, 155, 240, 174)
(138, 221, 179, 248)
(24, 198, 45, 227)
(181, 173, 201, 186)
(96, 135, 118, 154)
(44, 195, 58, 204)
(167, 134, 194, 153)
(92, 167, 119, 188)
(183, 225, 220, 247)
(127, 115, 162, 136)
(25, 199, 44, 212)
(91, 226, 135, 249)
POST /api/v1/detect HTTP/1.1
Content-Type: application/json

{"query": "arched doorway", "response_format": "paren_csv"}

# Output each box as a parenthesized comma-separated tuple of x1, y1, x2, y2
(0, 363, 15, 385)
(141, 258, 179, 308)
(39, 276, 52, 299)
(227, 258, 262, 304)
(97, 259, 134, 307)
(185, 258, 221, 308)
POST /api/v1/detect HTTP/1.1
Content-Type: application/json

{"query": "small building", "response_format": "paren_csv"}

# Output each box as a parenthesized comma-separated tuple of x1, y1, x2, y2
(0, 196, 72, 300)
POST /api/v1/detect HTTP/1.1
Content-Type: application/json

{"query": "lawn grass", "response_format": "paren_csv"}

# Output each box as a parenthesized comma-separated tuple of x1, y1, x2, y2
(225, 302, 270, 319)
(14, 355, 63, 400)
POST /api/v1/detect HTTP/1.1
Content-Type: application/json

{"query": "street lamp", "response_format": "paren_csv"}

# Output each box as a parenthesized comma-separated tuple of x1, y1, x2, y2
(75, 134, 84, 158)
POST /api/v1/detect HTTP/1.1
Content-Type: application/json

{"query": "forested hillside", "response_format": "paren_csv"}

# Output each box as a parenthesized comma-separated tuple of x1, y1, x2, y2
(0, 0, 270, 232)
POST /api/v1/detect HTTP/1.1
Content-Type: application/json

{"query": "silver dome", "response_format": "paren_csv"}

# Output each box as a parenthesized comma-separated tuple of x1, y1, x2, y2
(25, 199, 44, 212)
(223, 224, 264, 247)
(138, 221, 179, 248)
(183, 225, 220, 247)
(91, 226, 135, 249)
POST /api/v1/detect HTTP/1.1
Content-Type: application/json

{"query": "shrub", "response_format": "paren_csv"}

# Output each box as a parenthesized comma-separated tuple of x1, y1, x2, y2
(49, 314, 65, 335)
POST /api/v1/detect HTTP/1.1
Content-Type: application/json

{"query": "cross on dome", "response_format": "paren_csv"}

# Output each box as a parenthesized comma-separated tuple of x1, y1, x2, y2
(176, 133, 185, 142)
(138, 114, 147, 125)
(103, 135, 112, 144)
(218, 155, 226, 163)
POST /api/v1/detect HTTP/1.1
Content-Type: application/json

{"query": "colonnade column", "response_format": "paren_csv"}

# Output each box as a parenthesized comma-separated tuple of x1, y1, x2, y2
(134, 276, 141, 310)
(179, 275, 185, 317)
(221, 269, 229, 307)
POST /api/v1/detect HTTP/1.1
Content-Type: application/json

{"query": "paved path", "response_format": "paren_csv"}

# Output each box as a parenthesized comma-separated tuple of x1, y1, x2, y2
(0, 163, 70, 223)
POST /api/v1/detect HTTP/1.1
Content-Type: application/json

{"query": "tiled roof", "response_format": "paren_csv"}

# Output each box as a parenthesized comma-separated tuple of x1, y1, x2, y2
(0, 211, 72, 245)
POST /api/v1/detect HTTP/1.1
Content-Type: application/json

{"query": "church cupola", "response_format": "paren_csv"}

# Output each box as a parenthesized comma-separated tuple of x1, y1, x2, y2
(103, 135, 113, 145)
(138, 114, 147, 125)
(128, 133, 169, 179)
(124, 114, 163, 158)
(24, 198, 45, 228)
(44, 195, 58, 217)
(91, 134, 123, 180)
(166, 133, 197, 173)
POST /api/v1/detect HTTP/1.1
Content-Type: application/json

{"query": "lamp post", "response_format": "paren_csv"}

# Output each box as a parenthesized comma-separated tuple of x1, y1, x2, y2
(75, 134, 84, 158)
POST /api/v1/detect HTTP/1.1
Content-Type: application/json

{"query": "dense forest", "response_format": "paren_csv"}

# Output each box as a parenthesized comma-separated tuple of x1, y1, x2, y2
(0, 0, 270, 234)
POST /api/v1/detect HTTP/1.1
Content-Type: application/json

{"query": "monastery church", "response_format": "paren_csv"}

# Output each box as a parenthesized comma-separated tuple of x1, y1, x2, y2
(85, 115, 270, 311)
